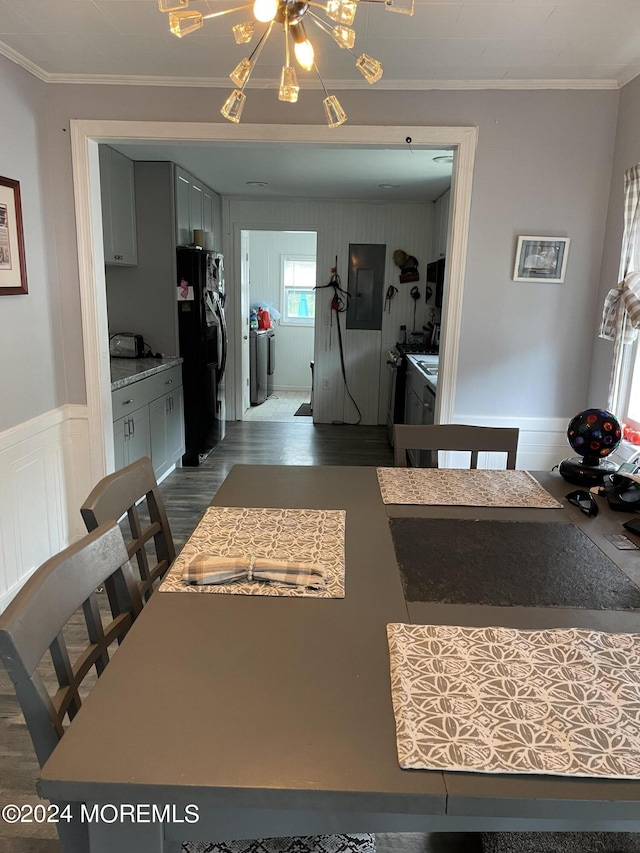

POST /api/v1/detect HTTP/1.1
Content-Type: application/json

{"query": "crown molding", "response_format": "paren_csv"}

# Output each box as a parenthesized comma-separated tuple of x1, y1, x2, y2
(0, 41, 49, 82)
(618, 62, 640, 88)
(0, 40, 623, 91)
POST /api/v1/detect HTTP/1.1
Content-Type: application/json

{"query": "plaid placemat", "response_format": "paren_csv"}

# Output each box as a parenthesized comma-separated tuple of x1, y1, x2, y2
(377, 468, 562, 508)
(387, 622, 640, 778)
(159, 506, 345, 598)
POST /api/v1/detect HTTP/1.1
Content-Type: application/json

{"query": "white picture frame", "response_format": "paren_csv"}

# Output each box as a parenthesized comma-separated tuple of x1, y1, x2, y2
(513, 236, 570, 283)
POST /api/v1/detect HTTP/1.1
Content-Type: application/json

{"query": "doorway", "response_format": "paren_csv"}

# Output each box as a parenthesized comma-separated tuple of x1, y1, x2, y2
(69, 121, 477, 480)
(241, 229, 318, 422)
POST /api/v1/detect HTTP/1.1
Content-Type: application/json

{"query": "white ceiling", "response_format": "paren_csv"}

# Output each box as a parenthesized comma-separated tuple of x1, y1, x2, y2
(1, 0, 639, 88)
(2, 1, 639, 200)
(111, 140, 454, 200)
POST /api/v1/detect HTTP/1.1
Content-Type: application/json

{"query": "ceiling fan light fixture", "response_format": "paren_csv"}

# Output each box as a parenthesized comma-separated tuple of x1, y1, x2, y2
(356, 53, 383, 84)
(221, 89, 247, 123)
(169, 10, 204, 36)
(433, 155, 454, 164)
(158, 0, 188, 12)
(323, 94, 347, 128)
(325, 0, 358, 25)
(233, 21, 255, 43)
(279, 65, 300, 102)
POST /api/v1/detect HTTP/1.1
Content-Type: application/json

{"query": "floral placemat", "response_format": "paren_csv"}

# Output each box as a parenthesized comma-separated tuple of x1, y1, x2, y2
(377, 468, 562, 508)
(159, 506, 345, 598)
(387, 622, 640, 778)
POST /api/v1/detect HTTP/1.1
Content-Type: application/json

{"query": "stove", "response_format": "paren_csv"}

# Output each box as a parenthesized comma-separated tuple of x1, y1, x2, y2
(386, 340, 439, 445)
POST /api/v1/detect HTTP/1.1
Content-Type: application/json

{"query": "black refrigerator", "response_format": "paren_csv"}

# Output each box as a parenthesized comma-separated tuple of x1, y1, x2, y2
(177, 246, 227, 466)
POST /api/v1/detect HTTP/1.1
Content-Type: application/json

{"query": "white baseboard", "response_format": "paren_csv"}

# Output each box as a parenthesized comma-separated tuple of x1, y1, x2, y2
(0, 405, 91, 612)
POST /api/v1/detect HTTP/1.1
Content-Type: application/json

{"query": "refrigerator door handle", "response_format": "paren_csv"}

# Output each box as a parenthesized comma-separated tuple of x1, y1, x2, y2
(216, 297, 227, 384)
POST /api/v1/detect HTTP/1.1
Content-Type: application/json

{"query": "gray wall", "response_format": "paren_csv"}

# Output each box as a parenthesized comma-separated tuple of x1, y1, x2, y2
(1, 58, 622, 431)
(0, 57, 65, 431)
(588, 74, 640, 407)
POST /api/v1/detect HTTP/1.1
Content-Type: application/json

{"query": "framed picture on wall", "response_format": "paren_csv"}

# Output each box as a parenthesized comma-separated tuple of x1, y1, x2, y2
(513, 236, 570, 283)
(0, 175, 28, 295)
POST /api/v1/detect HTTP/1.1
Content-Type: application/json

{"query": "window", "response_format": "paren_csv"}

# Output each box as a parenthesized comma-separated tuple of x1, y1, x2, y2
(281, 255, 316, 326)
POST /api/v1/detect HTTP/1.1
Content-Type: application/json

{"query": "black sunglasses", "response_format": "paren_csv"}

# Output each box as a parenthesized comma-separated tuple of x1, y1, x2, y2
(565, 489, 599, 517)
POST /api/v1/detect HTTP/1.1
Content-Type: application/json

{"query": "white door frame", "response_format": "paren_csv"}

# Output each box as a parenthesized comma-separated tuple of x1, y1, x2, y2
(236, 225, 320, 419)
(69, 120, 477, 481)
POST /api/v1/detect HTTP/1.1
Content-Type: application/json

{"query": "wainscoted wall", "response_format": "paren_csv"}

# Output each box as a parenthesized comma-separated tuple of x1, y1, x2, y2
(247, 229, 316, 391)
(0, 406, 92, 612)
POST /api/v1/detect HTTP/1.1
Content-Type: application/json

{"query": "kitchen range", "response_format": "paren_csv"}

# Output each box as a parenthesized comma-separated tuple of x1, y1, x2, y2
(386, 337, 439, 456)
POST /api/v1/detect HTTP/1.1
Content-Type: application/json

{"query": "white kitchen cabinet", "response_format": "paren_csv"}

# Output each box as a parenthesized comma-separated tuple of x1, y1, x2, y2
(112, 364, 185, 478)
(174, 165, 222, 249)
(175, 168, 192, 247)
(100, 146, 138, 266)
(431, 188, 450, 262)
(190, 180, 204, 235)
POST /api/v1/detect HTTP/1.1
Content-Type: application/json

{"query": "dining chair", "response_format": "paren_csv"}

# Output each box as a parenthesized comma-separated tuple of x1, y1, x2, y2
(80, 455, 175, 603)
(393, 424, 520, 469)
(0, 522, 142, 853)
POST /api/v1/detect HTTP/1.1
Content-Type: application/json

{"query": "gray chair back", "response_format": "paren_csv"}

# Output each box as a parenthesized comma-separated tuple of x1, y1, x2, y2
(393, 423, 519, 469)
(81, 456, 175, 602)
(0, 523, 141, 852)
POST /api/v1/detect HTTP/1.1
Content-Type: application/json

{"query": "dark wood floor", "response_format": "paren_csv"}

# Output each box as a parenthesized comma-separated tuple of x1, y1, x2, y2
(158, 421, 395, 550)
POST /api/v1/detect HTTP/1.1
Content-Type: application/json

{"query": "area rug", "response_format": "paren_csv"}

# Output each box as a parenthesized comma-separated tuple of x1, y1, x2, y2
(389, 518, 640, 610)
(295, 402, 313, 416)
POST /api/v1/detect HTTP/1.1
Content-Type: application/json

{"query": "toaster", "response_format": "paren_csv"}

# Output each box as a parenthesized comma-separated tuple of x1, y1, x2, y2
(109, 333, 145, 358)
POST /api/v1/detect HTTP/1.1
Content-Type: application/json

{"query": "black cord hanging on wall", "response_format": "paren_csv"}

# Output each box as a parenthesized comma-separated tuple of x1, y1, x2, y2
(315, 259, 362, 425)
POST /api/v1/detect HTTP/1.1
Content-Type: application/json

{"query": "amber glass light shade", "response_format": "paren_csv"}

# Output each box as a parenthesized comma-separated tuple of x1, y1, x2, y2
(221, 90, 247, 123)
(325, 0, 357, 25)
(233, 21, 255, 43)
(230, 57, 253, 86)
(169, 10, 203, 36)
(331, 25, 355, 48)
(356, 53, 383, 83)
(323, 94, 347, 127)
(158, 0, 188, 11)
(279, 66, 300, 102)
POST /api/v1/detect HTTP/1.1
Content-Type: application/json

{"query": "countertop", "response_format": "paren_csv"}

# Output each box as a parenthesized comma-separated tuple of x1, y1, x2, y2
(406, 353, 438, 391)
(110, 356, 183, 391)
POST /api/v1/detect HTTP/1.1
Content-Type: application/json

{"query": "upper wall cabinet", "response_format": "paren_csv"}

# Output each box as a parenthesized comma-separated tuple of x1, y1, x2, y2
(431, 188, 450, 263)
(175, 166, 222, 250)
(100, 146, 138, 266)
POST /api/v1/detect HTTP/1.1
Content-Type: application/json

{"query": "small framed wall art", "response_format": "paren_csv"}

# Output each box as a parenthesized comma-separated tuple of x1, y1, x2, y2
(513, 236, 570, 284)
(0, 175, 28, 295)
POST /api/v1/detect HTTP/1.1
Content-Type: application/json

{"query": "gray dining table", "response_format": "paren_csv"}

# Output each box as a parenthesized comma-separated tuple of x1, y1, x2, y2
(37, 465, 640, 853)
